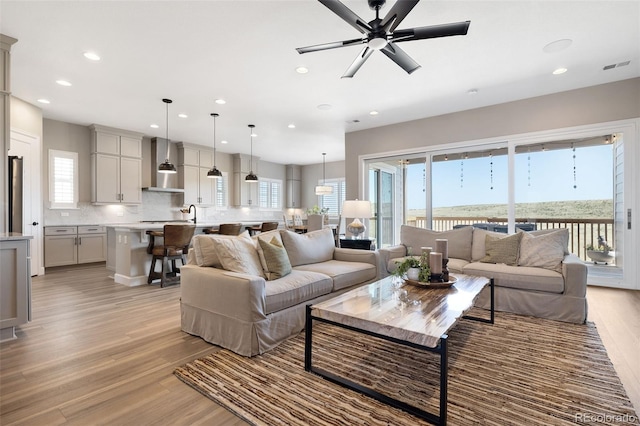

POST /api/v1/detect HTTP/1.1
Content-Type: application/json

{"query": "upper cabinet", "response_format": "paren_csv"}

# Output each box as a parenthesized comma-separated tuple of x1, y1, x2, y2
(90, 125, 143, 204)
(286, 164, 301, 208)
(177, 143, 215, 205)
(232, 153, 259, 207)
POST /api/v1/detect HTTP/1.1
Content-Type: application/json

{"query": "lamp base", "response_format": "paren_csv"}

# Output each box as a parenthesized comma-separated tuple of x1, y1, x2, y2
(346, 218, 366, 239)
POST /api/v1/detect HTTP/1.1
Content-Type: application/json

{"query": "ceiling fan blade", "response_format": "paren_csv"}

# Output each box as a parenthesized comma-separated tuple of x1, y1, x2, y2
(381, 42, 421, 74)
(318, 0, 371, 34)
(342, 47, 374, 78)
(380, 0, 420, 32)
(296, 38, 365, 54)
(391, 21, 470, 42)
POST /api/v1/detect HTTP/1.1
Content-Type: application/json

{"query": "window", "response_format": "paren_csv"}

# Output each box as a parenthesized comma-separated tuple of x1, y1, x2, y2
(259, 178, 282, 209)
(214, 172, 229, 208)
(318, 178, 346, 217)
(49, 149, 78, 209)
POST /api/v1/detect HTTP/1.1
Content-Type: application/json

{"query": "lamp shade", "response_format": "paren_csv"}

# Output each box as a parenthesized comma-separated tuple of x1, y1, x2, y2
(315, 185, 333, 195)
(342, 200, 371, 219)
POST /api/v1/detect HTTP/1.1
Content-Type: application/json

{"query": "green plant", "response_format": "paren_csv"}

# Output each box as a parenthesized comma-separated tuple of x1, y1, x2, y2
(306, 205, 329, 215)
(392, 253, 430, 282)
(586, 243, 613, 252)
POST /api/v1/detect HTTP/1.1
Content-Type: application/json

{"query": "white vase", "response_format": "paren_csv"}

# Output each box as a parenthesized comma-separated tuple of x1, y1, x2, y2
(407, 268, 420, 281)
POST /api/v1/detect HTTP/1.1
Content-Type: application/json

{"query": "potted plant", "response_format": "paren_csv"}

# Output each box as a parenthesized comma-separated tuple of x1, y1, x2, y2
(392, 251, 430, 282)
(306, 206, 330, 226)
(586, 237, 615, 265)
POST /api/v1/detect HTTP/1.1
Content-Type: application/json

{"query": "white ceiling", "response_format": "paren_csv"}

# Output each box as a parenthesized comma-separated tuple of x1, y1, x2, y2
(2, 1, 638, 165)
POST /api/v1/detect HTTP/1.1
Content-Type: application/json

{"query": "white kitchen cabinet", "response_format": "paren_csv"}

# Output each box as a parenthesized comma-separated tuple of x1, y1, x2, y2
(90, 125, 143, 205)
(232, 153, 259, 207)
(178, 143, 216, 205)
(0, 235, 32, 342)
(44, 226, 106, 267)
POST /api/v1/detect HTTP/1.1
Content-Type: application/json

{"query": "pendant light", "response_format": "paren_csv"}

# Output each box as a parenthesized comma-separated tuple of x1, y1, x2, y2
(245, 124, 258, 183)
(315, 152, 333, 195)
(207, 113, 222, 179)
(158, 98, 177, 174)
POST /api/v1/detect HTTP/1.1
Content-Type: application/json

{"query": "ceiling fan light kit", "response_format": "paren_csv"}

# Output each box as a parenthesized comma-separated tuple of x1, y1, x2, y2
(296, 0, 470, 78)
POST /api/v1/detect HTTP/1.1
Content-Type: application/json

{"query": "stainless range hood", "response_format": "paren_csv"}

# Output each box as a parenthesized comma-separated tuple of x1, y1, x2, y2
(143, 137, 184, 193)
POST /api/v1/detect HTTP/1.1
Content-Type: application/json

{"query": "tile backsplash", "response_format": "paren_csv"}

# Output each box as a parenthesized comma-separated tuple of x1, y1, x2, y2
(44, 192, 285, 225)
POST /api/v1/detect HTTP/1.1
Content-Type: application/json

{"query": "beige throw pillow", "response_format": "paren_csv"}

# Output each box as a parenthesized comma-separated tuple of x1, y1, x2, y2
(528, 228, 570, 255)
(471, 229, 508, 261)
(518, 231, 566, 272)
(253, 230, 284, 272)
(399, 225, 473, 261)
(210, 236, 265, 278)
(280, 228, 335, 267)
(481, 233, 522, 266)
(258, 237, 292, 280)
(191, 230, 253, 267)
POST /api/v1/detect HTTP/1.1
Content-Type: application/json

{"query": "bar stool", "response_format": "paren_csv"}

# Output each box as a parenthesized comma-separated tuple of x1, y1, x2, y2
(147, 224, 196, 287)
(202, 223, 242, 235)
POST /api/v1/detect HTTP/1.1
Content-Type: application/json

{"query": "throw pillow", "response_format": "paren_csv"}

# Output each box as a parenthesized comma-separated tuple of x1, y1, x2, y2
(258, 237, 292, 280)
(191, 230, 253, 267)
(210, 236, 265, 278)
(400, 225, 473, 261)
(528, 228, 570, 255)
(280, 228, 335, 267)
(481, 232, 522, 265)
(471, 229, 508, 261)
(518, 231, 566, 272)
(253, 229, 284, 272)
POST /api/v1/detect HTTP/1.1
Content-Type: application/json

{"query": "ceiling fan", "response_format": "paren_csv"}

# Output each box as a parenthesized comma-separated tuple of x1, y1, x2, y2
(296, 0, 470, 78)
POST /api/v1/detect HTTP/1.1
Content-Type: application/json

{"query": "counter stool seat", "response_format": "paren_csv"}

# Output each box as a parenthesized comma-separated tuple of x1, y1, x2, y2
(147, 224, 196, 287)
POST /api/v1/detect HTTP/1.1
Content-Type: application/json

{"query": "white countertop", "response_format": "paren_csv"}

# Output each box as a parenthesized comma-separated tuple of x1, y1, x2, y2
(106, 221, 264, 231)
(0, 233, 34, 241)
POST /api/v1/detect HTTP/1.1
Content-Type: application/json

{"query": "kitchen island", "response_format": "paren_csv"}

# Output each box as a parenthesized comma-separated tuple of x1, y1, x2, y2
(0, 233, 33, 341)
(106, 221, 263, 286)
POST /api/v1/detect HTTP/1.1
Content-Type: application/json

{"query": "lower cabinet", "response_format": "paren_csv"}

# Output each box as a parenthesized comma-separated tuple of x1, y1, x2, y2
(44, 226, 107, 267)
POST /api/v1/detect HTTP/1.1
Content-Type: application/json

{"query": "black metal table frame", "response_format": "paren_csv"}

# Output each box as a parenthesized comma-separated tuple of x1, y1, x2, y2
(304, 278, 494, 426)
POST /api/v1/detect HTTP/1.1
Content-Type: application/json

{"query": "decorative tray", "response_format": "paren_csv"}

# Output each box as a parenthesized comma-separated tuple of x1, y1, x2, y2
(404, 276, 457, 288)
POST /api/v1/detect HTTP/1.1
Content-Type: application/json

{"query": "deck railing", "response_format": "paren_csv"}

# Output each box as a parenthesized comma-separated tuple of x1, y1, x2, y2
(404, 216, 614, 262)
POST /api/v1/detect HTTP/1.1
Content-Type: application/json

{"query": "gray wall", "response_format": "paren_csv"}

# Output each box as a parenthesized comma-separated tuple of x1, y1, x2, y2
(301, 160, 345, 212)
(345, 78, 640, 198)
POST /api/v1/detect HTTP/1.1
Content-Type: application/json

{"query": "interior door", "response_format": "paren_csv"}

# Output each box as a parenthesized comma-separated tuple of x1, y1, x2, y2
(9, 130, 42, 276)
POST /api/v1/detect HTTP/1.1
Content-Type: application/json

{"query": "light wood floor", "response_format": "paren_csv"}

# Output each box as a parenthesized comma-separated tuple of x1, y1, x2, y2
(1, 265, 638, 424)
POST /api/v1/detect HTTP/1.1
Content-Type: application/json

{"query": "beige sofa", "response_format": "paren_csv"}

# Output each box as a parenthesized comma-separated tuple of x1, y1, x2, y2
(180, 228, 378, 356)
(379, 225, 588, 324)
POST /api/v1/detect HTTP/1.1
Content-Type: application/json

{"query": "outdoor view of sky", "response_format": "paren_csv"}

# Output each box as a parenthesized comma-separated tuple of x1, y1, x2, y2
(406, 144, 614, 209)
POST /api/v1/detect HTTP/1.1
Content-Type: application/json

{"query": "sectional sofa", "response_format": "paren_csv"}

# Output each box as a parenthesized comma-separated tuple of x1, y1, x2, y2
(379, 225, 588, 324)
(180, 228, 378, 356)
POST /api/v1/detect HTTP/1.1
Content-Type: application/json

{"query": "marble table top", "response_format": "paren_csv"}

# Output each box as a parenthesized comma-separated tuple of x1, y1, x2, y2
(311, 274, 490, 348)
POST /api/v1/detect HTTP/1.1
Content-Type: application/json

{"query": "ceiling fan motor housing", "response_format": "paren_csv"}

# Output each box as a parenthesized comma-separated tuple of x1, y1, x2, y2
(368, 0, 386, 10)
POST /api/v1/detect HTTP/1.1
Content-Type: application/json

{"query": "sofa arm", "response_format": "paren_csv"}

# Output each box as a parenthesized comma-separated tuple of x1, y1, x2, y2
(562, 254, 587, 297)
(180, 265, 267, 322)
(378, 245, 407, 275)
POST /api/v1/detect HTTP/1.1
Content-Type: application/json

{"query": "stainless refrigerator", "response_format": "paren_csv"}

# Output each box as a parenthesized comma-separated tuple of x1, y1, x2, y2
(8, 156, 23, 233)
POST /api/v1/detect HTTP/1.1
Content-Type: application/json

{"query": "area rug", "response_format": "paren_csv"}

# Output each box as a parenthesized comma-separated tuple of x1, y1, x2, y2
(175, 311, 639, 425)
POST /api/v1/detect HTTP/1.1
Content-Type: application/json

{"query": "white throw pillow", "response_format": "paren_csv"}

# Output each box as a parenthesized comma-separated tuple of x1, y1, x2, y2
(280, 228, 335, 267)
(400, 225, 473, 261)
(518, 231, 566, 272)
(191, 230, 253, 267)
(211, 236, 265, 278)
(528, 228, 570, 255)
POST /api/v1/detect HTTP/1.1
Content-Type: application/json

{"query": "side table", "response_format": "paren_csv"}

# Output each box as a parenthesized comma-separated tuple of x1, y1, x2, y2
(339, 238, 374, 250)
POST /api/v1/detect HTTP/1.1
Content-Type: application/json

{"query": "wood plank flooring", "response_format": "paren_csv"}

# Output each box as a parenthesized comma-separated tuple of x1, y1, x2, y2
(1, 264, 638, 424)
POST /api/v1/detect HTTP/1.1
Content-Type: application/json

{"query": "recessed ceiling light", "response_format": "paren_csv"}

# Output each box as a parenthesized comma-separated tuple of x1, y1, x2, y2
(288, 124, 296, 129)
(37, 98, 50, 104)
(296, 66, 309, 74)
(552, 67, 568, 75)
(83, 51, 101, 61)
(150, 124, 159, 129)
(178, 113, 188, 118)
(317, 104, 332, 110)
(467, 88, 478, 95)
(215, 99, 226, 105)
(369, 110, 379, 116)
(543, 39, 572, 53)
(56, 80, 72, 86)
(221, 140, 228, 144)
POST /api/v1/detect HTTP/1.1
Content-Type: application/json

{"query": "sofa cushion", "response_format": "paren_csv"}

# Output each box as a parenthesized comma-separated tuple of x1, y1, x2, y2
(471, 229, 508, 261)
(295, 260, 377, 291)
(447, 257, 469, 274)
(400, 225, 473, 261)
(254, 230, 284, 273)
(192, 231, 253, 267)
(264, 270, 333, 314)
(481, 233, 522, 266)
(258, 237, 292, 280)
(462, 262, 564, 293)
(280, 228, 335, 267)
(518, 231, 565, 272)
(211, 236, 265, 278)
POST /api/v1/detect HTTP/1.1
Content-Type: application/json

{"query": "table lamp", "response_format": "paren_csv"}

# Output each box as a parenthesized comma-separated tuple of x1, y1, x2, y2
(342, 199, 371, 239)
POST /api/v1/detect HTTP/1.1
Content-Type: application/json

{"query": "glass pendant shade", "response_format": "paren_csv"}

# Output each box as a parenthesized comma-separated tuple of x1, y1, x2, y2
(207, 113, 222, 179)
(158, 98, 177, 174)
(246, 124, 258, 183)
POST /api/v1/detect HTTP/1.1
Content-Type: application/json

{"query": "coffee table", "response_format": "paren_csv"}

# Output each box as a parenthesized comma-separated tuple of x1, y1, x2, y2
(304, 274, 494, 426)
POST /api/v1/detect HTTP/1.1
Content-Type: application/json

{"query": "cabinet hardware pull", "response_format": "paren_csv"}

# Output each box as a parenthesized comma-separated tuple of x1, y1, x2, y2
(78, 237, 82, 245)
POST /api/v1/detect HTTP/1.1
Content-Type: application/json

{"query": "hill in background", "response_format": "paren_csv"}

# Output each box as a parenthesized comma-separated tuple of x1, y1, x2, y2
(412, 199, 613, 219)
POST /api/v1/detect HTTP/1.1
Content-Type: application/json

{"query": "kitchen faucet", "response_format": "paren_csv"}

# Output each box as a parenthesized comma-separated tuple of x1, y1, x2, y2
(188, 204, 197, 224)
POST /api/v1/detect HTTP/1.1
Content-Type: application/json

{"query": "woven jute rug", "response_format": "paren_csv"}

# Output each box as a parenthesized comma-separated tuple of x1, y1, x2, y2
(175, 311, 639, 425)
